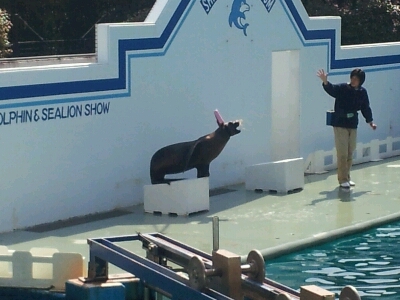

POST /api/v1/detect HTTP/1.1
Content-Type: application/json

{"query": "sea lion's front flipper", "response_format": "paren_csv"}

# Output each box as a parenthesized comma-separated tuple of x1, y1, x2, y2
(196, 164, 210, 178)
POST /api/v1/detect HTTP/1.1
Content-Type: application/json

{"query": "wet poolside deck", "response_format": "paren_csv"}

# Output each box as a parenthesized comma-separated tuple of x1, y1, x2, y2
(0, 156, 399, 271)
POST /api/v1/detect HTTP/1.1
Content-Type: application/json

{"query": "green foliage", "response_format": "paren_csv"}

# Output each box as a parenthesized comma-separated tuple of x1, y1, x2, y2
(0, 0, 156, 57)
(0, 8, 12, 57)
(2, 0, 399, 57)
(302, 0, 400, 45)
(0, 0, 155, 41)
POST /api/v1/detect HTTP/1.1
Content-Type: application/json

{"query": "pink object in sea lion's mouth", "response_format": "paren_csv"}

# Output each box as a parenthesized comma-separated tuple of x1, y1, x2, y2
(214, 109, 225, 125)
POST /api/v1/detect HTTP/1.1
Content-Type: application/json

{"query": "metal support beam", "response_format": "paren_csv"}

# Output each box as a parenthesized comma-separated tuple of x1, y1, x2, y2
(84, 233, 301, 300)
(85, 236, 232, 300)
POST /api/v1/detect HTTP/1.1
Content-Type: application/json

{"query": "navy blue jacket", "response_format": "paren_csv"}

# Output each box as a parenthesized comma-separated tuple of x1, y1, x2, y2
(323, 82, 373, 129)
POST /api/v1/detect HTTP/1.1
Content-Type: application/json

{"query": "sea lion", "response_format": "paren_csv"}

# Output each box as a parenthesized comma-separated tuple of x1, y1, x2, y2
(150, 112, 241, 184)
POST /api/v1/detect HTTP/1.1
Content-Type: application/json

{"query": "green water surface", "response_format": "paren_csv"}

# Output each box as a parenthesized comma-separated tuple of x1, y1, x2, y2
(265, 221, 400, 300)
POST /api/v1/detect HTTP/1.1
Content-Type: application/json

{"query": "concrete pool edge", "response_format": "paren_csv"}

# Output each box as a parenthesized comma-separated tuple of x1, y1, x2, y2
(240, 211, 400, 263)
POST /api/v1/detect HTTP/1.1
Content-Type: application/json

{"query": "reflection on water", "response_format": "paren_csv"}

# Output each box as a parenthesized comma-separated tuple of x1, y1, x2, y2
(265, 223, 400, 300)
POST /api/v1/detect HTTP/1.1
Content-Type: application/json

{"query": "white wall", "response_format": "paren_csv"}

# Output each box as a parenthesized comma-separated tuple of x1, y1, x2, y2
(0, 0, 399, 232)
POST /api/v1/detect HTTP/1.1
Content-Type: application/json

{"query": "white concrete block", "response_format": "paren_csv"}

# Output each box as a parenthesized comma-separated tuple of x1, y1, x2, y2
(144, 178, 209, 215)
(245, 158, 304, 193)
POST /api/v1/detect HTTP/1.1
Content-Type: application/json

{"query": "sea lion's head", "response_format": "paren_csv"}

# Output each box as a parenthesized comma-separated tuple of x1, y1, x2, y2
(214, 110, 241, 136)
(224, 120, 241, 136)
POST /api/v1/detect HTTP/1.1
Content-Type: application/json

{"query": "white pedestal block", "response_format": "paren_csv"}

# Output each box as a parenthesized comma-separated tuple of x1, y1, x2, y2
(245, 158, 304, 193)
(144, 177, 209, 215)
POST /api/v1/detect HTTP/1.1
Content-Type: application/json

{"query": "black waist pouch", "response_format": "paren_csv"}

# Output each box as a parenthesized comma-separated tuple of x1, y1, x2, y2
(326, 110, 336, 126)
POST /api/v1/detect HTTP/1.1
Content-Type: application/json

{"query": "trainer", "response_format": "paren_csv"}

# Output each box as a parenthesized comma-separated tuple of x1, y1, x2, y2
(317, 68, 377, 188)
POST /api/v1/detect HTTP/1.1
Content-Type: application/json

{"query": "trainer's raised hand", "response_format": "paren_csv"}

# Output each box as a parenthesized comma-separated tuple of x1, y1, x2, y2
(317, 69, 328, 85)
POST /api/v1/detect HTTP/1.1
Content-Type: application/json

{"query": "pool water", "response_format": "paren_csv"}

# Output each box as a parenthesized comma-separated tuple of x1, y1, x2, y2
(0, 287, 64, 300)
(265, 221, 400, 300)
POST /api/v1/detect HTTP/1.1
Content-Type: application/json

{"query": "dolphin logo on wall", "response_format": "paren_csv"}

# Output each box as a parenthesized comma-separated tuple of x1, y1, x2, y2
(229, 0, 250, 36)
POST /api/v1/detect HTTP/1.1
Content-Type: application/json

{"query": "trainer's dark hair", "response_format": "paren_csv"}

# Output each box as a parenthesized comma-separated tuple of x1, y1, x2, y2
(350, 68, 365, 86)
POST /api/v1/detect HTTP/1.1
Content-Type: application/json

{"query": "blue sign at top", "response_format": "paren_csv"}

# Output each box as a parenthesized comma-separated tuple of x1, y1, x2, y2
(261, 0, 276, 12)
(200, 0, 277, 36)
(229, 0, 250, 36)
(199, 0, 218, 14)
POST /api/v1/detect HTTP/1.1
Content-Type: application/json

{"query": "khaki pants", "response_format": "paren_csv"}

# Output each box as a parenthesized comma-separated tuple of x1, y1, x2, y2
(333, 127, 357, 184)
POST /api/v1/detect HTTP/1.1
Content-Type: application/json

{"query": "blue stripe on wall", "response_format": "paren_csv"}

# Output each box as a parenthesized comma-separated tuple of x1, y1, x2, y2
(0, 0, 191, 103)
(282, 0, 400, 70)
(0, 0, 399, 105)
